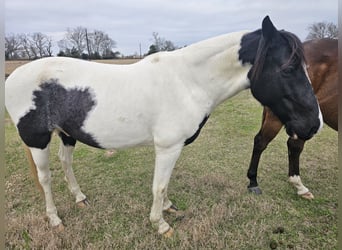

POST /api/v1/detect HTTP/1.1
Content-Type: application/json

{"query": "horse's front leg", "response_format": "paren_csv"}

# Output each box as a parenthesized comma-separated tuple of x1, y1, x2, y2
(150, 145, 182, 237)
(287, 138, 313, 199)
(247, 107, 282, 194)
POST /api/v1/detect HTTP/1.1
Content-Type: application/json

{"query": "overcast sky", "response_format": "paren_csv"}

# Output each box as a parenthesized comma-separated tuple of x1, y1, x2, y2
(5, 0, 337, 56)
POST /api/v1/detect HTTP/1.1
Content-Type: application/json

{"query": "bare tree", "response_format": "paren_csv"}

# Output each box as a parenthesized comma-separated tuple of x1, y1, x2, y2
(100, 35, 116, 57)
(57, 39, 69, 53)
(30, 32, 53, 58)
(88, 30, 104, 56)
(82, 30, 116, 58)
(58, 27, 116, 59)
(151, 32, 164, 51)
(65, 26, 87, 56)
(5, 32, 54, 59)
(5, 34, 22, 59)
(306, 21, 338, 40)
(163, 40, 176, 51)
(19, 34, 33, 59)
(147, 32, 177, 55)
(31, 33, 44, 57)
(45, 36, 53, 56)
(101, 39, 117, 57)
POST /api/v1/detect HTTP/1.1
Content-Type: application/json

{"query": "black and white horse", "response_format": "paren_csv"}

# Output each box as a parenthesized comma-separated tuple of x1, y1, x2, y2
(5, 16, 322, 236)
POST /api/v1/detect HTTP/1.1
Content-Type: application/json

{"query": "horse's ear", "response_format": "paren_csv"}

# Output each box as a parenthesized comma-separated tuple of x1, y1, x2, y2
(261, 16, 278, 41)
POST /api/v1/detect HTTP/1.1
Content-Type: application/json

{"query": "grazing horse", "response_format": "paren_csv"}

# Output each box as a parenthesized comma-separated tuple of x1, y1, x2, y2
(247, 38, 337, 199)
(5, 16, 322, 236)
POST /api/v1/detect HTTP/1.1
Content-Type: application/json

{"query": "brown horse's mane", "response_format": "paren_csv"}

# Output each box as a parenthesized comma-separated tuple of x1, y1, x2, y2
(250, 30, 306, 82)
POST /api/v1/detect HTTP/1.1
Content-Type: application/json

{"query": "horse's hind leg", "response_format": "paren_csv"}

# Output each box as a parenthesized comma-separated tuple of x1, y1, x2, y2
(162, 188, 178, 213)
(58, 133, 88, 207)
(29, 145, 63, 229)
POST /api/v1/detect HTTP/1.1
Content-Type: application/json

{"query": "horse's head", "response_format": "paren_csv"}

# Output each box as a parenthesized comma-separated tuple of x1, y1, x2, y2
(239, 16, 322, 140)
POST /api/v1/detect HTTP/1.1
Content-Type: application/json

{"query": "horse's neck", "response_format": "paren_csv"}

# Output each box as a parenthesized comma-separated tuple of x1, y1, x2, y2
(179, 31, 252, 107)
(308, 51, 337, 94)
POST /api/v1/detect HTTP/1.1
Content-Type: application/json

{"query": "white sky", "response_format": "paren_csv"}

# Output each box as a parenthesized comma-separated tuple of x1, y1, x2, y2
(5, 0, 338, 56)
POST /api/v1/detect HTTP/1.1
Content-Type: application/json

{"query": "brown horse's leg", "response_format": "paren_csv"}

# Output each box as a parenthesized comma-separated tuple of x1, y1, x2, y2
(287, 138, 313, 199)
(247, 107, 282, 194)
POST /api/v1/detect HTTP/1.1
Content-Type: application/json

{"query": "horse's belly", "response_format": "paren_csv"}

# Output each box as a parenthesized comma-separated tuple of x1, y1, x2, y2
(95, 129, 154, 149)
(82, 113, 154, 149)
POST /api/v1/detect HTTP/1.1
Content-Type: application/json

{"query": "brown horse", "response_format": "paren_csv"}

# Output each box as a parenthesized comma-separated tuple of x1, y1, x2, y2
(247, 38, 338, 199)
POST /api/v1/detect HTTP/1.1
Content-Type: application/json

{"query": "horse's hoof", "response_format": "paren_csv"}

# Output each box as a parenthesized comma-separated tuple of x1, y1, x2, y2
(165, 204, 179, 214)
(300, 192, 314, 200)
(77, 198, 90, 208)
(163, 227, 174, 238)
(53, 223, 65, 233)
(248, 186, 262, 195)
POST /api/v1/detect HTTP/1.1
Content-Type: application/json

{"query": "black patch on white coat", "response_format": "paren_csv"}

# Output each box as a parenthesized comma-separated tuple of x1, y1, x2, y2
(58, 132, 77, 147)
(17, 79, 102, 149)
(184, 115, 209, 146)
(238, 30, 260, 67)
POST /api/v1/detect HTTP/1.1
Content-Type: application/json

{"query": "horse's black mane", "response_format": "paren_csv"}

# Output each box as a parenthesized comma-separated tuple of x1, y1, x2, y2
(278, 30, 306, 68)
(240, 29, 306, 82)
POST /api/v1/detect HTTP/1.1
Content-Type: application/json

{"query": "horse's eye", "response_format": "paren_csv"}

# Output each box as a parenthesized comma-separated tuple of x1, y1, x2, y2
(282, 66, 295, 75)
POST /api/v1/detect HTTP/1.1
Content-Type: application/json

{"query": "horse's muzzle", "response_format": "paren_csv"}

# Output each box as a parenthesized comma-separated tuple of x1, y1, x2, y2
(286, 118, 322, 141)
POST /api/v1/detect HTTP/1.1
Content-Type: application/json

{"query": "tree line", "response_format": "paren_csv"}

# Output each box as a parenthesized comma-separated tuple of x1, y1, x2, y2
(5, 27, 119, 60)
(5, 28, 177, 60)
(5, 21, 337, 60)
(306, 21, 338, 40)
(5, 32, 53, 60)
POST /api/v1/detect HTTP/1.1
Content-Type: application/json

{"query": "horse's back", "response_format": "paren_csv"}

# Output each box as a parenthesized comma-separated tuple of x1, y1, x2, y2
(5, 56, 202, 149)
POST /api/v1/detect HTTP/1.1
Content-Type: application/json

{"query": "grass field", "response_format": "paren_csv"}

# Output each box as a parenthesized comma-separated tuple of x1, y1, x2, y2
(5, 60, 337, 249)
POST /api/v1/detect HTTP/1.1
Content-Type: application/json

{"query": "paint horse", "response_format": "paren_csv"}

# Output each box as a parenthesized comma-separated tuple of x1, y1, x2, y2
(247, 38, 337, 199)
(5, 16, 322, 237)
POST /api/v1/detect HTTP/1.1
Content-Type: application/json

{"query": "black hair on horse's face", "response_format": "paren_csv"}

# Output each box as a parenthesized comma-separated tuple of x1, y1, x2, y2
(239, 16, 321, 140)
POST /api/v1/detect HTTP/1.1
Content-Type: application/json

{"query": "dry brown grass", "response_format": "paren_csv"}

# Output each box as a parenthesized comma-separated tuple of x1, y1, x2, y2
(5, 61, 30, 76)
(93, 58, 140, 65)
(5, 58, 140, 77)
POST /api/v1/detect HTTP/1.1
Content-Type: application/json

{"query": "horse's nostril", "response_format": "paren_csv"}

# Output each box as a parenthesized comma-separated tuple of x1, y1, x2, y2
(309, 124, 319, 137)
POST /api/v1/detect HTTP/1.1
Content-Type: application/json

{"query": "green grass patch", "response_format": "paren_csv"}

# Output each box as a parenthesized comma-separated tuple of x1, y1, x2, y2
(5, 91, 337, 249)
